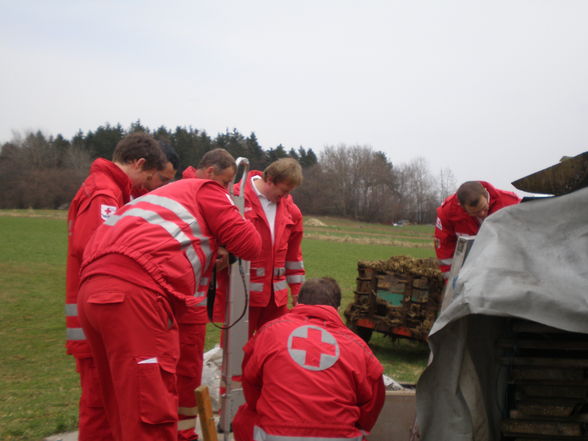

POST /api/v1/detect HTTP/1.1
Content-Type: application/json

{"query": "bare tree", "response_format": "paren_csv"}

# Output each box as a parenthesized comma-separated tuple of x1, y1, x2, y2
(297, 144, 398, 223)
(437, 167, 457, 202)
(396, 157, 439, 224)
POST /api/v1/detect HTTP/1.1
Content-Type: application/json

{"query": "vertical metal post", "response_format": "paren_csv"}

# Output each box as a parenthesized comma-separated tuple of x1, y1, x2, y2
(219, 157, 250, 439)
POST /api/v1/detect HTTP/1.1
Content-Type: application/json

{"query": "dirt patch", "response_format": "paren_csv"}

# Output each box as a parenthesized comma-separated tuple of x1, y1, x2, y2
(0, 210, 67, 220)
(304, 232, 431, 248)
(304, 217, 328, 227)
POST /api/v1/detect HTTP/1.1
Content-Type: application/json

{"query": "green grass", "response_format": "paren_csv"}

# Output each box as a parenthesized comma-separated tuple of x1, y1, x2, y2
(0, 211, 435, 440)
(0, 216, 78, 441)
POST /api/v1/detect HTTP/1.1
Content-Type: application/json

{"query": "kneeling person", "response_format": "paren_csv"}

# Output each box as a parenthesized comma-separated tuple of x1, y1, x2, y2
(233, 277, 385, 441)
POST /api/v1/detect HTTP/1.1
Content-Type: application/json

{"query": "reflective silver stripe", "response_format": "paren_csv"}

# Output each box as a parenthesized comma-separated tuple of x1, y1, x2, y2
(178, 418, 196, 431)
(287, 275, 305, 284)
(194, 294, 207, 307)
(66, 328, 86, 341)
(274, 267, 286, 277)
(253, 426, 363, 441)
(178, 406, 198, 416)
(106, 207, 206, 297)
(285, 260, 304, 270)
(273, 280, 288, 291)
(65, 304, 78, 316)
(200, 277, 209, 285)
(127, 195, 213, 271)
(439, 258, 453, 265)
(250, 282, 264, 292)
(253, 267, 265, 277)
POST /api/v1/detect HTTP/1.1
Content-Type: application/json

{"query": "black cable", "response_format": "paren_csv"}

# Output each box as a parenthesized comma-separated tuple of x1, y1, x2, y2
(210, 258, 249, 330)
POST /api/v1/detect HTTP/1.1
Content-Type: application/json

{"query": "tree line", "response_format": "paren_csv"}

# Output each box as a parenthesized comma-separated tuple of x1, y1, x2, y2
(0, 122, 455, 224)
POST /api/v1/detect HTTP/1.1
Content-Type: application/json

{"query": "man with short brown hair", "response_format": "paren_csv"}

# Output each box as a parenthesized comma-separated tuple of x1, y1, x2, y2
(434, 181, 520, 276)
(182, 148, 237, 189)
(176, 148, 238, 441)
(66, 132, 167, 441)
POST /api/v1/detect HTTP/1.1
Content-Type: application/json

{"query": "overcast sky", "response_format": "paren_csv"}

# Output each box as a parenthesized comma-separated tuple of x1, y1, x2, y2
(1, 1, 587, 194)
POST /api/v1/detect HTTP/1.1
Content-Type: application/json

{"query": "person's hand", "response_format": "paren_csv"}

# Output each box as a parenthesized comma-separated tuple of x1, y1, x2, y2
(215, 247, 229, 271)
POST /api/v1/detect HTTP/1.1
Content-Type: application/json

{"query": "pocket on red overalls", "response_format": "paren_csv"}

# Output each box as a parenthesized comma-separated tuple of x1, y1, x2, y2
(136, 358, 178, 424)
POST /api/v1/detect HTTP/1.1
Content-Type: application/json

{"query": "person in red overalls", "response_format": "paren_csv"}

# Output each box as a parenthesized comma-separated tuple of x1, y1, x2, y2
(232, 277, 386, 441)
(77, 178, 261, 441)
(65, 132, 166, 441)
(176, 148, 237, 441)
(434, 181, 520, 277)
(228, 158, 305, 337)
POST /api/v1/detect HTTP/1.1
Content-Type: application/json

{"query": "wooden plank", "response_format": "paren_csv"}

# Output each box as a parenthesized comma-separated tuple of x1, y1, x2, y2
(195, 385, 218, 441)
(501, 419, 583, 436)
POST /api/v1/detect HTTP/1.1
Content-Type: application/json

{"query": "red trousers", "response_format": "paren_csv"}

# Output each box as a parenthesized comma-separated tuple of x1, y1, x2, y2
(248, 302, 288, 338)
(78, 275, 180, 441)
(232, 403, 256, 441)
(75, 356, 114, 441)
(177, 322, 205, 441)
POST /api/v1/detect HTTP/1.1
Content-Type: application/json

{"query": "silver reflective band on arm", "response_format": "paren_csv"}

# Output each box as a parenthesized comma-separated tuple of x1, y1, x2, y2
(253, 426, 363, 441)
(127, 195, 213, 271)
(254, 267, 265, 277)
(287, 275, 305, 284)
(285, 260, 304, 270)
(106, 206, 206, 297)
(439, 258, 453, 265)
(65, 304, 78, 316)
(66, 328, 86, 341)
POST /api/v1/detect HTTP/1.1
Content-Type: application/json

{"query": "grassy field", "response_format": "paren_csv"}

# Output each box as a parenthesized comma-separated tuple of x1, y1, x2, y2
(0, 210, 434, 441)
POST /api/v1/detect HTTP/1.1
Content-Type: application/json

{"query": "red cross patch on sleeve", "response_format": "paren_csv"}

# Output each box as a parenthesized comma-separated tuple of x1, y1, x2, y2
(100, 204, 117, 221)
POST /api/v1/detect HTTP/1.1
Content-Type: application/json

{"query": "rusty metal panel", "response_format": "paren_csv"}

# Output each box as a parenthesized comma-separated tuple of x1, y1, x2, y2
(512, 151, 588, 195)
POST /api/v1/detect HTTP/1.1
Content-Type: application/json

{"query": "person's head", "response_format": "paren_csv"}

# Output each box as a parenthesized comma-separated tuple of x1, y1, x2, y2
(195, 148, 237, 189)
(112, 132, 166, 189)
(298, 277, 341, 309)
(143, 139, 179, 191)
(260, 158, 303, 202)
(457, 181, 490, 219)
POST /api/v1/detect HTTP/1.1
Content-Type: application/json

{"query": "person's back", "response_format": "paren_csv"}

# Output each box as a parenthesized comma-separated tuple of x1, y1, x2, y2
(233, 278, 385, 441)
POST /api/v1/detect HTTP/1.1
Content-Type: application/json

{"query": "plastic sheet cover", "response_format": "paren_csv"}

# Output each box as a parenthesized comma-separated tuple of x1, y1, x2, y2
(416, 187, 588, 441)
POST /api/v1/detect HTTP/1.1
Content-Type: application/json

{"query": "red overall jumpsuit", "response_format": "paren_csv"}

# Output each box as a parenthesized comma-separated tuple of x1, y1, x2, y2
(434, 181, 520, 276)
(236, 171, 305, 336)
(66, 158, 132, 441)
(233, 304, 386, 441)
(77, 179, 261, 441)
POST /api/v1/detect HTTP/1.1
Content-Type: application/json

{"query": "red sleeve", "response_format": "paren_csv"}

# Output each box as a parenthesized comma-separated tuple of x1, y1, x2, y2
(285, 202, 305, 298)
(434, 206, 455, 276)
(71, 194, 120, 262)
(357, 375, 386, 431)
(198, 183, 261, 261)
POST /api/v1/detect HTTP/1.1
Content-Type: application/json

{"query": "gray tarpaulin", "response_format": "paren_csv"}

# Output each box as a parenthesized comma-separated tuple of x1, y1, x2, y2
(416, 187, 588, 441)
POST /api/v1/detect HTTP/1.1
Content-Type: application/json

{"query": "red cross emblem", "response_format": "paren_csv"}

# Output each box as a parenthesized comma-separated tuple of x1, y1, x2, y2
(100, 204, 117, 221)
(287, 325, 340, 371)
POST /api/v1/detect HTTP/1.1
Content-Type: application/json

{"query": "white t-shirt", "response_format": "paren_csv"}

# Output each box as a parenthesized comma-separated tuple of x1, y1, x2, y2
(251, 176, 276, 243)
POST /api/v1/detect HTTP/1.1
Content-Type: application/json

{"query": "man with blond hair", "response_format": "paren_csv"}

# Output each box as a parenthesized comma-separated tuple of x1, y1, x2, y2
(230, 157, 306, 337)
